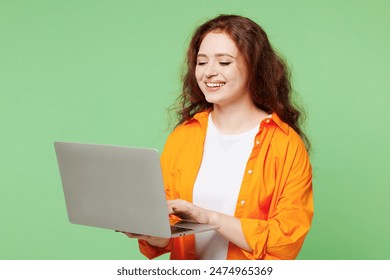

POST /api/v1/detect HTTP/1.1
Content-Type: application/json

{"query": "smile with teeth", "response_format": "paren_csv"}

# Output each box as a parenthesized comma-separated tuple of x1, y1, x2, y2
(206, 82, 226, 88)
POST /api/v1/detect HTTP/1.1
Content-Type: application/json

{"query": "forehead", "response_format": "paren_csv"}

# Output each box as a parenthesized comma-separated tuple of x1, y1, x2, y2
(198, 32, 238, 56)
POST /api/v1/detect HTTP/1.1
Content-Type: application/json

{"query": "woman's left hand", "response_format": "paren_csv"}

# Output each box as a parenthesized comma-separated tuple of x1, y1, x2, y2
(167, 199, 215, 224)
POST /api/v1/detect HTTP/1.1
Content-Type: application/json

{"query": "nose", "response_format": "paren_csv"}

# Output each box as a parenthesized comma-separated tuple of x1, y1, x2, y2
(204, 62, 218, 78)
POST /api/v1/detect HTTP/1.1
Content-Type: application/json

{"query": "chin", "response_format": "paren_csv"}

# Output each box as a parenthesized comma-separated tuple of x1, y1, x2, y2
(204, 95, 220, 105)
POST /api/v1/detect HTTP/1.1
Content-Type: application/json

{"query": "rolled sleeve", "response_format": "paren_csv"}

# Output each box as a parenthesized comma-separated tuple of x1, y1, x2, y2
(138, 239, 173, 259)
(239, 138, 313, 260)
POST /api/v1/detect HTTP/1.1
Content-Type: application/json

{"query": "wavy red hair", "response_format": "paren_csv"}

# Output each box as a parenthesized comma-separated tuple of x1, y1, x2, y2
(175, 14, 310, 150)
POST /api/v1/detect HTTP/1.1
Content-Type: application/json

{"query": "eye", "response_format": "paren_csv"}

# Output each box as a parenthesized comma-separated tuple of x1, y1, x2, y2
(197, 61, 207, 66)
(219, 61, 231, 66)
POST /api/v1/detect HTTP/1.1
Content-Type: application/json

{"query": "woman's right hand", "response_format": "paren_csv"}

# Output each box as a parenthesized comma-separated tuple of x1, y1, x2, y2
(118, 231, 170, 248)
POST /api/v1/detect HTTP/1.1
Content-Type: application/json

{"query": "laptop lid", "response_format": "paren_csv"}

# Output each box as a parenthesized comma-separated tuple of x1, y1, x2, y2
(54, 141, 174, 238)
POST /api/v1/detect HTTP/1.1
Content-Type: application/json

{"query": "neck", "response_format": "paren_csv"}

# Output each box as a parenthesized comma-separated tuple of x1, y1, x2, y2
(211, 102, 269, 134)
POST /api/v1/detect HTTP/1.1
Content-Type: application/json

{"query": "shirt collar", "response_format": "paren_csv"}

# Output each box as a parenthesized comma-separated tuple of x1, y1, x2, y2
(268, 114, 290, 135)
(186, 110, 290, 135)
(183, 111, 210, 126)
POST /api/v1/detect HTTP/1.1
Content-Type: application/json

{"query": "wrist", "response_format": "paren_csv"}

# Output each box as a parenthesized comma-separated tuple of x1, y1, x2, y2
(208, 210, 219, 225)
(146, 238, 170, 248)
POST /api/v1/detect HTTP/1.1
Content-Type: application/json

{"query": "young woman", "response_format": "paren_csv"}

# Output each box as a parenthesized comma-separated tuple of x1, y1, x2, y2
(123, 14, 313, 260)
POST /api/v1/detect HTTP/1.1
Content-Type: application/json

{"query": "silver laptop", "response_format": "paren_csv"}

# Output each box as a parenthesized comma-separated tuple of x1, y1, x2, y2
(54, 141, 219, 238)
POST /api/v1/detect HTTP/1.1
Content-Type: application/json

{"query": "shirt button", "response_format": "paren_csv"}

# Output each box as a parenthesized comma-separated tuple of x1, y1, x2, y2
(256, 140, 260, 145)
(248, 170, 253, 174)
(240, 200, 246, 205)
(265, 119, 271, 124)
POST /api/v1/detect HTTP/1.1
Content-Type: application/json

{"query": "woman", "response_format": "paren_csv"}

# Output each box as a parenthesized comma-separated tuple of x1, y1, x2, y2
(124, 14, 313, 260)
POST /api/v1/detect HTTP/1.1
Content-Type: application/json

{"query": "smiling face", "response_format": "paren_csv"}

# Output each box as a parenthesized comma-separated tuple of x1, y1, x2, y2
(195, 32, 250, 109)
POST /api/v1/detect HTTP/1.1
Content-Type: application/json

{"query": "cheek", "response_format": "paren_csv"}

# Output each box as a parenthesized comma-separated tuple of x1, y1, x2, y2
(231, 69, 248, 87)
(195, 69, 205, 88)
(195, 67, 202, 81)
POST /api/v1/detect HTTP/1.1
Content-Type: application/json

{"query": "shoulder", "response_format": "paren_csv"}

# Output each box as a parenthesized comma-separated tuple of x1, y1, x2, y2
(162, 111, 209, 158)
(166, 111, 209, 145)
(269, 114, 309, 159)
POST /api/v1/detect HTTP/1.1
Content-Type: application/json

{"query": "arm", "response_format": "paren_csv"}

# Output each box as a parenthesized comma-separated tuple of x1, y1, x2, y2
(168, 200, 252, 252)
(169, 137, 313, 259)
(240, 137, 313, 259)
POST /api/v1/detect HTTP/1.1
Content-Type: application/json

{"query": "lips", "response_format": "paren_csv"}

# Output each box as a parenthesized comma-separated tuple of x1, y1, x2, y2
(205, 82, 226, 88)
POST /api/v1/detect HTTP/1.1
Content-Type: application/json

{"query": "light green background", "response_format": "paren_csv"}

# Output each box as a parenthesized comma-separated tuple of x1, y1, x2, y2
(1, 0, 389, 260)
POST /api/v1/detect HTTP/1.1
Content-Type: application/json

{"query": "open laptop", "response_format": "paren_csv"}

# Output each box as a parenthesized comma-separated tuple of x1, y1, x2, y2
(54, 141, 219, 238)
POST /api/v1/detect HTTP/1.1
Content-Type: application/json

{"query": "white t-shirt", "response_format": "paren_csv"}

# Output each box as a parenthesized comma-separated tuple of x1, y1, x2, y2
(192, 114, 260, 259)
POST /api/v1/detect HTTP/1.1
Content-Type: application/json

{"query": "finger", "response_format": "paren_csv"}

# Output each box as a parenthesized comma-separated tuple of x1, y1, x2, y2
(167, 199, 184, 214)
(168, 199, 183, 207)
(173, 203, 192, 214)
(167, 199, 179, 209)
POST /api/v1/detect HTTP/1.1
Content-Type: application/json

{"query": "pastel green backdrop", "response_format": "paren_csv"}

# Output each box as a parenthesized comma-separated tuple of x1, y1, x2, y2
(1, 0, 389, 260)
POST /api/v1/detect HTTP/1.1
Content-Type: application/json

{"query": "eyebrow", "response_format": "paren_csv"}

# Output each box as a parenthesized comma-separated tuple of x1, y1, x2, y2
(197, 53, 237, 59)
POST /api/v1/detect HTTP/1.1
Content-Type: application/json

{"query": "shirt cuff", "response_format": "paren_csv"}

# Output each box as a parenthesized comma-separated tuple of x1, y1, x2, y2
(138, 238, 173, 259)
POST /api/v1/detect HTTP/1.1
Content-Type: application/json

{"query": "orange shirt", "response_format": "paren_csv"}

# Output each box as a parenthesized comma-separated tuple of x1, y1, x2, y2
(139, 111, 313, 259)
